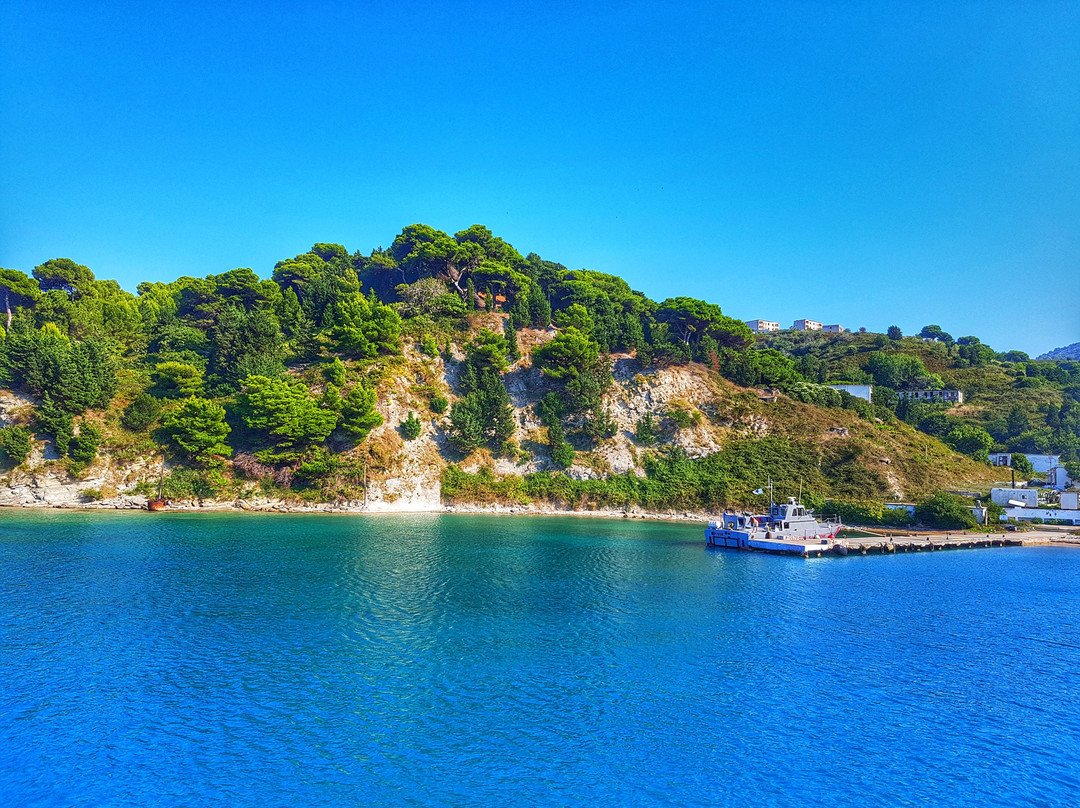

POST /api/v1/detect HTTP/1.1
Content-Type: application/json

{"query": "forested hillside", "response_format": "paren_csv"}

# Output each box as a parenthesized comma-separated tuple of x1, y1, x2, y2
(0, 224, 1055, 522)
(756, 328, 1080, 476)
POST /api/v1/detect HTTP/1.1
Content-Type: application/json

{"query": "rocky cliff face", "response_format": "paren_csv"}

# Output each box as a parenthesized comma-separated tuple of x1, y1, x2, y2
(1, 389, 152, 508)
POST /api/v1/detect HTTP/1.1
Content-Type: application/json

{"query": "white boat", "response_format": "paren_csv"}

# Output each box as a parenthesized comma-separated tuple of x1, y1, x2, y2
(706, 496, 841, 554)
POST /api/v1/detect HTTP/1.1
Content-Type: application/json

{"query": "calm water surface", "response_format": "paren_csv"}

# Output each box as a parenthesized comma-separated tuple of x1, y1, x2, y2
(0, 511, 1078, 807)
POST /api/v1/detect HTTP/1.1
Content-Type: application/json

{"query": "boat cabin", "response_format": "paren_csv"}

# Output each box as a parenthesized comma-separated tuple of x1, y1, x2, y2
(768, 497, 815, 527)
(720, 513, 759, 531)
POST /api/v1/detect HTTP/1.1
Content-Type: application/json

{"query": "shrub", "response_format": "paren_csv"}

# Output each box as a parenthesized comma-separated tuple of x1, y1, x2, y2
(69, 423, 102, 464)
(164, 397, 232, 466)
(154, 361, 203, 397)
(430, 395, 448, 415)
(915, 492, 977, 530)
(401, 412, 422, 440)
(583, 406, 617, 444)
(551, 441, 576, 469)
(827, 500, 913, 527)
(161, 467, 227, 500)
(1010, 453, 1034, 477)
(944, 424, 993, 462)
(548, 422, 576, 468)
(636, 412, 658, 446)
(341, 383, 383, 442)
(0, 425, 32, 466)
(420, 334, 439, 357)
(444, 435, 830, 512)
(448, 398, 484, 454)
(537, 392, 565, 428)
(121, 393, 161, 432)
(34, 399, 74, 456)
(324, 358, 347, 387)
(668, 407, 700, 429)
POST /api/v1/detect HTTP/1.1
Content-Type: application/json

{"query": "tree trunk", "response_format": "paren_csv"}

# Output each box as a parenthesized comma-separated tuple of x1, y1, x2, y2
(4, 289, 10, 331)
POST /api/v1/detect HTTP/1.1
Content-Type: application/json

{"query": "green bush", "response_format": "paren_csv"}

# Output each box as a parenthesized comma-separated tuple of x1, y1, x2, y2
(548, 422, 575, 468)
(121, 393, 161, 432)
(1010, 453, 1034, 477)
(635, 412, 657, 446)
(164, 397, 232, 466)
(324, 357, 347, 387)
(583, 406, 617, 444)
(160, 467, 227, 500)
(154, 361, 203, 397)
(400, 411, 422, 440)
(827, 500, 913, 527)
(0, 425, 32, 467)
(551, 441, 575, 469)
(430, 395, 449, 415)
(33, 399, 74, 456)
(69, 423, 102, 464)
(915, 492, 977, 530)
(668, 408, 694, 429)
(420, 334, 439, 357)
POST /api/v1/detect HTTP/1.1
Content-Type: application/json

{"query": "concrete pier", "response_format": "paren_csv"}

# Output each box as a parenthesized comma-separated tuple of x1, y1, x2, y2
(716, 527, 1077, 558)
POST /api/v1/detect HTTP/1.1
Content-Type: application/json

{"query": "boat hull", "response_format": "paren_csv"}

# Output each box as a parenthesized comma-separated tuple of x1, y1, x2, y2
(706, 526, 834, 556)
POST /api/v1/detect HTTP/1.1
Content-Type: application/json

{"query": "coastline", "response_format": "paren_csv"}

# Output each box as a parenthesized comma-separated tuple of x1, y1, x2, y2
(0, 495, 711, 524)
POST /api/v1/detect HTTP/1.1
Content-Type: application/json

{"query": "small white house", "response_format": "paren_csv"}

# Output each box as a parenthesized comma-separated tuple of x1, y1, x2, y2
(825, 383, 873, 402)
(823, 324, 845, 333)
(1001, 506, 1080, 526)
(897, 389, 964, 404)
(991, 488, 1038, 508)
(1048, 466, 1074, 491)
(793, 319, 822, 331)
(745, 319, 780, 333)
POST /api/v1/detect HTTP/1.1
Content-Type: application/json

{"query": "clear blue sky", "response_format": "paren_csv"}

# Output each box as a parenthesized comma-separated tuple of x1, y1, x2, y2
(2, 1, 1077, 355)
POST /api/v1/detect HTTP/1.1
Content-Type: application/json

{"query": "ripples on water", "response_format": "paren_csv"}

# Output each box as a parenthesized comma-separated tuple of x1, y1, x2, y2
(0, 511, 1078, 807)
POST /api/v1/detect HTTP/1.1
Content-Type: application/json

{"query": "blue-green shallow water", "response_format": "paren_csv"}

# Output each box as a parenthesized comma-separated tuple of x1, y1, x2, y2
(1, 512, 1078, 807)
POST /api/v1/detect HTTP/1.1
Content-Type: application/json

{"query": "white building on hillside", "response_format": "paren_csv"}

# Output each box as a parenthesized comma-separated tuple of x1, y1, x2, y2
(988, 453, 1061, 473)
(991, 488, 1039, 508)
(823, 324, 845, 333)
(897, 389, 964, 404)
(1048, 465, 1074, 491)
(745, 319, 780, 333)
(794, 319, 822, 331)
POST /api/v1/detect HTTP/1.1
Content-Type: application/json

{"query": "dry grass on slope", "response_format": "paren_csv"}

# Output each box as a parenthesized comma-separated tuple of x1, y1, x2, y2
(696, 369, 1001, 500)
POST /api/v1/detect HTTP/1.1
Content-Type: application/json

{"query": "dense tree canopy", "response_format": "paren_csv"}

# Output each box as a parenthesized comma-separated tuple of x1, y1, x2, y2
(532, 328, 599, 380)
(33, 258, 95, 300)
(238, 375, 338, 462)
(165, 397, 232, 466)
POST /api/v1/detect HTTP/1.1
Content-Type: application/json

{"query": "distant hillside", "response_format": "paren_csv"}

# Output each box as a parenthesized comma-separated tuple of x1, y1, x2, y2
(755, 329, 1079, 464)
(1038, 343, 1080, 361)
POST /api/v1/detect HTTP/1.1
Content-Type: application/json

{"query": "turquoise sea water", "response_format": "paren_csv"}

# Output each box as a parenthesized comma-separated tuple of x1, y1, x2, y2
(0, 511, 1078, 807)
